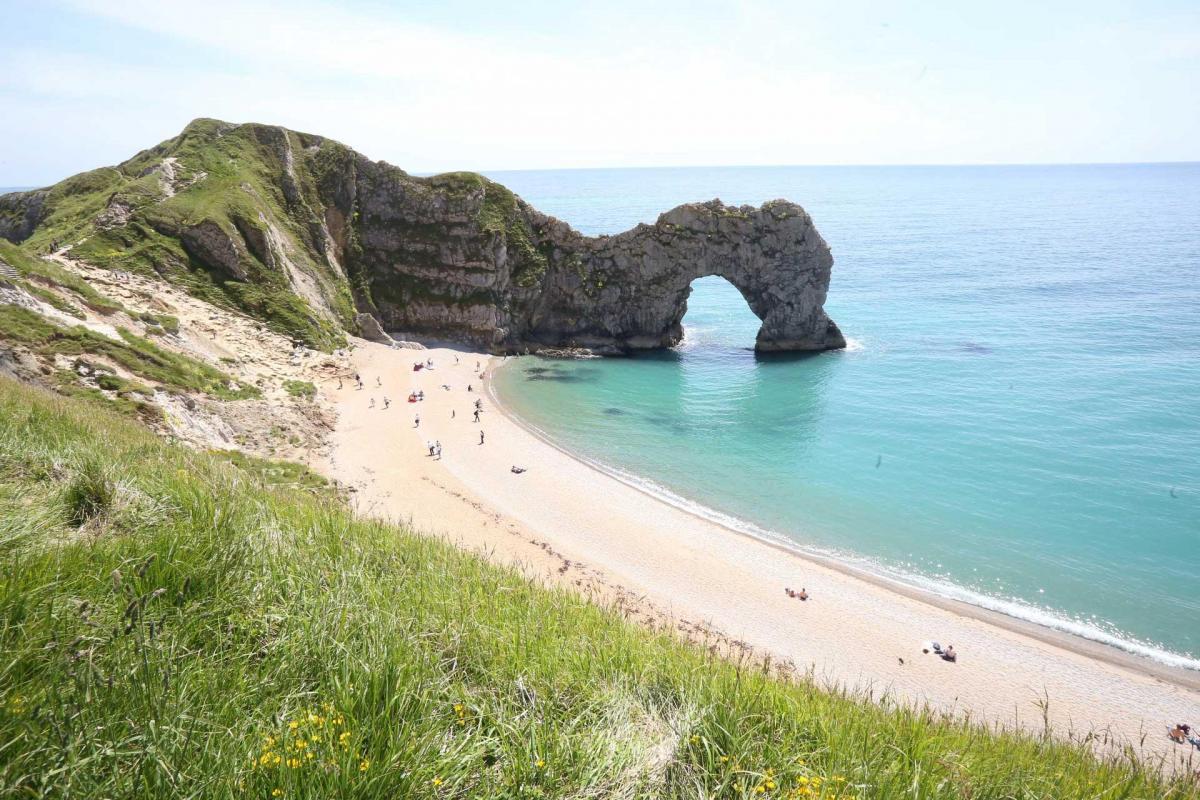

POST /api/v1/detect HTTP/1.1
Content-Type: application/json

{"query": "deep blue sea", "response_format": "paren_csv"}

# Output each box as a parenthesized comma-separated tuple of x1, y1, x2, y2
(486, 164, 1200, 669)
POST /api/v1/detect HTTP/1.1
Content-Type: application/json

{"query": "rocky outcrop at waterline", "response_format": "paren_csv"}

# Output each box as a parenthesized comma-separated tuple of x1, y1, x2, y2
(0, 118, 844, 354)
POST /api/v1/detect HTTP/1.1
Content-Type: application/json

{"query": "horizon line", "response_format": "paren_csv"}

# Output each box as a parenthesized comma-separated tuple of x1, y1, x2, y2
(3, 159, 1198, 191)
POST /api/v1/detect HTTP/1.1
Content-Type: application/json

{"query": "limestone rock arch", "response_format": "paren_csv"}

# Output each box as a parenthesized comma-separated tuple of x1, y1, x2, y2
(520, 199, 846, 354)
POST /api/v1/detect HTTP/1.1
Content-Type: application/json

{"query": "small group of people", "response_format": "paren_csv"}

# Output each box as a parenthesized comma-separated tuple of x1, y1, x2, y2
(408, 390, 425, 403)
(1168, 723, 1200, 748)
(924, 641, 957, 662)
(427, 440, 443, 459)
(785, 587, 809, 601)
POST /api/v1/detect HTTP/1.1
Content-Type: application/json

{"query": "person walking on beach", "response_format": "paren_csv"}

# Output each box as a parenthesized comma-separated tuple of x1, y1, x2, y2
(376, 376, 382, 387)
(473, 409, 481, 423)
(337, 378, 343, 390)
(451, 409, 456, 419)
(368, 397, 375, 409)
(435, 441, 442, 459)
(479, 431, 485, 445)
(414, 414, 420, 428)
(383, 397, 390, 409)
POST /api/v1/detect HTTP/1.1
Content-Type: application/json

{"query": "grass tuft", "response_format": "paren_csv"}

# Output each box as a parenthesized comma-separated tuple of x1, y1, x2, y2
(62, 458, 116, 526)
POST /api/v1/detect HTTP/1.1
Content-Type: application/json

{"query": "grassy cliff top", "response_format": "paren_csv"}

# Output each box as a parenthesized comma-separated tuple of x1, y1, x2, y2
(0, 377, 1193, 798)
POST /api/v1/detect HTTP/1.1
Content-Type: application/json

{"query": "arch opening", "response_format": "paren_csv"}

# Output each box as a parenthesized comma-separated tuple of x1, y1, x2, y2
(678, 275, 762, 351)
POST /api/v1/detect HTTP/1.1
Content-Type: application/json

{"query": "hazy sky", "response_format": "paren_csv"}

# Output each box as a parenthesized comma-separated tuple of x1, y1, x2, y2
(1, 0, 1198, 185)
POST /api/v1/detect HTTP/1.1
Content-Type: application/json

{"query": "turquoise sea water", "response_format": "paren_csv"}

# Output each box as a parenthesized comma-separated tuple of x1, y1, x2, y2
(488, 164, 1200, 669)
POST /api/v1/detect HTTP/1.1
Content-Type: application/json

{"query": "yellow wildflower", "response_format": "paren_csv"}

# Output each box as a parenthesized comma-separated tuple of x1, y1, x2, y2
(287, 757, 301, 769)
(272, 790, 283, 798)
(288, 721, 299, 731)
(431, 776, 443, 787)
(766, 780, 777, 790)
(359, 759, 371, 772)
(755, 786, 765, 795)
(535, 759, 546, 769)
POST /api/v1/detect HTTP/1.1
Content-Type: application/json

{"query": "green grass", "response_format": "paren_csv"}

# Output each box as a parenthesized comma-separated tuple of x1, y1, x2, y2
(0, 378, 1194, 799)
(9, 122, 351, 352)
(0, 305, 258, 400)
(0, 240, 123, 315)
(138, 312, 180, 335)
(283, 379, 317, 400)
(210, 449, 336, 500)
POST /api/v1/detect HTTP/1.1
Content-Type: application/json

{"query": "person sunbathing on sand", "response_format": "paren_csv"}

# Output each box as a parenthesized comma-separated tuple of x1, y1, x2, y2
(941, 645, 957, 662)
(511, 465, 526, 474)
(797, 588, 809, 601)
(1169, 723, 1192, 743)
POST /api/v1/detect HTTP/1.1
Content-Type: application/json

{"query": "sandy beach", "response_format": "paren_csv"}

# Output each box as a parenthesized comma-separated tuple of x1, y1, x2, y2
(322, 339, 1200, 767)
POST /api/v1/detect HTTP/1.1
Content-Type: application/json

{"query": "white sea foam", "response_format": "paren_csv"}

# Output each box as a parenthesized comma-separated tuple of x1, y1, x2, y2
(503, 395, 1200, 673)
(842, 336, 865, 353)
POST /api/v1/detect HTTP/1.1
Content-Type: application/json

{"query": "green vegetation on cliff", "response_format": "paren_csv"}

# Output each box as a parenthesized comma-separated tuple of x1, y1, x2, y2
(3, 120, 353, 350)
(0, 378, 1192, 799)
(0, 239, 123, 315)
(0, 305, 257, 400)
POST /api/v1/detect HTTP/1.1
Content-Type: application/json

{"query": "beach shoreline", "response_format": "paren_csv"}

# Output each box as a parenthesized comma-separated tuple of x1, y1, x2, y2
(321, 338, 1200, 767)
(486, 361, 1200, 694)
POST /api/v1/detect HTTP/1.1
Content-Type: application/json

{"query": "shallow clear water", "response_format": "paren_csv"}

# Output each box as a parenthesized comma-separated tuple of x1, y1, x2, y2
(488, 164, 1200, 668)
